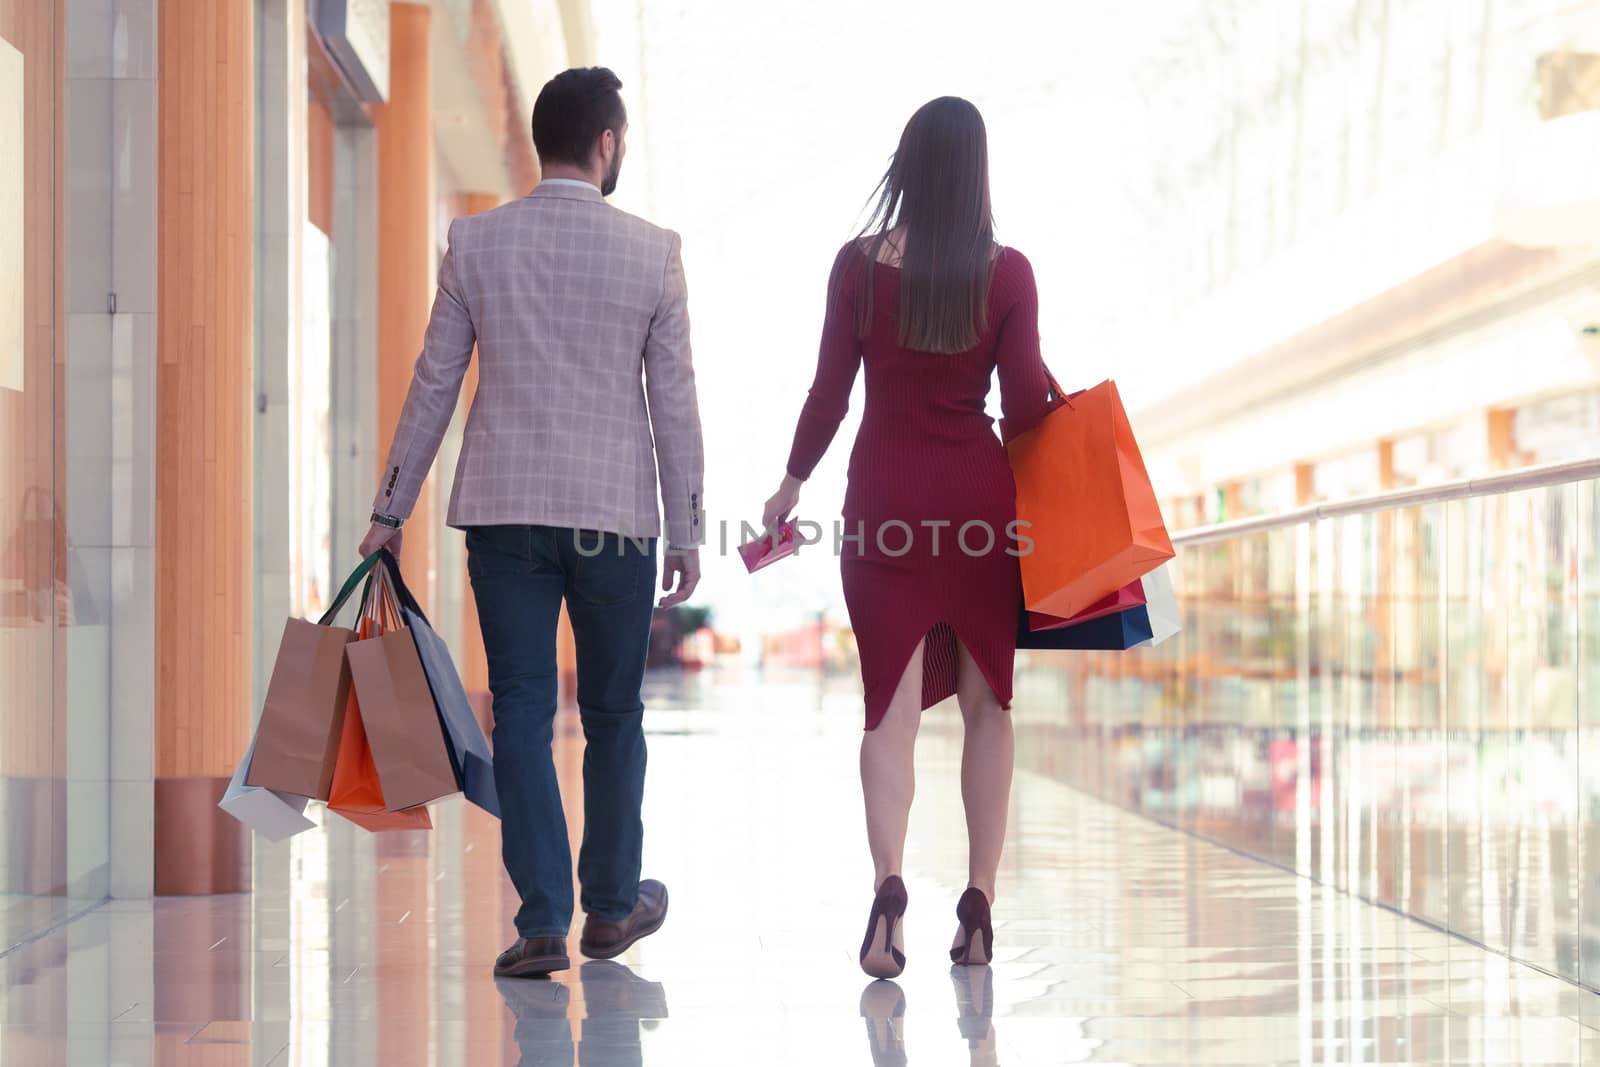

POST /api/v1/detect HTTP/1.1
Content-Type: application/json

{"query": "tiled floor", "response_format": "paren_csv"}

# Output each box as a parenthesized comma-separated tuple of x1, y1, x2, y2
(3, 666, 1599, 1065)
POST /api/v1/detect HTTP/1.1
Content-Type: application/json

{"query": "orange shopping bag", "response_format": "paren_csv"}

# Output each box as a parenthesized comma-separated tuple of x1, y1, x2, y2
(1006, 376, 1175, 620)
(326, 580, 432, 832)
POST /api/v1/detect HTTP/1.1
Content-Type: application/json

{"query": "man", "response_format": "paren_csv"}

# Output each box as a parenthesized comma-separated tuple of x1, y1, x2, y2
(358, 67, 704, 978)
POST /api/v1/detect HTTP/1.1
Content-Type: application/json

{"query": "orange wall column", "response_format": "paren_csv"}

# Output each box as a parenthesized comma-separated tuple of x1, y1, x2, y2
(153, 0, 254, 894)
(1487, 408, 1520, 471)
(376, 2, 436, 609)
(1293, 463, 1316, 507)
(374, 10, 435, 1065)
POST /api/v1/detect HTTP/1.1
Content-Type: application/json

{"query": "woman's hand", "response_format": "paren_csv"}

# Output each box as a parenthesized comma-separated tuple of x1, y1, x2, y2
(762, 475, 803, 533)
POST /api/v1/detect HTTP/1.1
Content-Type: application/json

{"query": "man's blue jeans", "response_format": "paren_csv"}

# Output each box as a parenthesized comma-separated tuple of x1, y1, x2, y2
(466, 524, 657, 938)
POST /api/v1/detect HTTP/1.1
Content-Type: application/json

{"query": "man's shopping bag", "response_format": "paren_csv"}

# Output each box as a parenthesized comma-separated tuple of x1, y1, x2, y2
(218, 730, 317, 841)
(379, 549, 499, 817)
(246, 554, 380, 799)
(326, 574, 434, 831)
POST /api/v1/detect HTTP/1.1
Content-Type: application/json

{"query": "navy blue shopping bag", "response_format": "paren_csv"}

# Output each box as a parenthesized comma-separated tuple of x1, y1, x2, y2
(1015, 600, 1154, 650)
(378, 550, 501, 818)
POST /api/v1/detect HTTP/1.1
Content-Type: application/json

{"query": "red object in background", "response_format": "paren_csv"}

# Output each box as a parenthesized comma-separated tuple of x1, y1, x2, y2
(679, 627, 715, 669)
(1270, 739, 1320, 813)
(739, 519, 802, 573)
(764, 621, 826, 668)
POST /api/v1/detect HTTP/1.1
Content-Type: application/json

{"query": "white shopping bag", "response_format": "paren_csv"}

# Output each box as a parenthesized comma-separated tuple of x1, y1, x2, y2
(218, 731, 317, 841)
(1138, 563, 1181, 647)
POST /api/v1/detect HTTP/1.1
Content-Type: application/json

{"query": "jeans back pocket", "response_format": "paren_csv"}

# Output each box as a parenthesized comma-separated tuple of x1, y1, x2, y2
(570, 531, 654, 606)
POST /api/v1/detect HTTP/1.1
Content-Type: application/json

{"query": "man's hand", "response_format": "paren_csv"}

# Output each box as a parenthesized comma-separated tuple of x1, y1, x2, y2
(359, 522, 403, 561)
(658, 548, 700, 609)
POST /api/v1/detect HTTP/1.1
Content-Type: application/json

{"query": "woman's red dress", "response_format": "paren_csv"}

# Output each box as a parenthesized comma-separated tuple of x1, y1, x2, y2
(785, 242, 1051, 730)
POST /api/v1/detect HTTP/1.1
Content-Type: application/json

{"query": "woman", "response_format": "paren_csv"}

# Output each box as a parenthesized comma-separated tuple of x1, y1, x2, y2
(763, 96, 1051, 979)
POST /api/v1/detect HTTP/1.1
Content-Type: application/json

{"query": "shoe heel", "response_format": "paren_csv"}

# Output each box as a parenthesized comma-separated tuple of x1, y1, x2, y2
(951, 888, 993, 966)
(860, 876, 908, 980)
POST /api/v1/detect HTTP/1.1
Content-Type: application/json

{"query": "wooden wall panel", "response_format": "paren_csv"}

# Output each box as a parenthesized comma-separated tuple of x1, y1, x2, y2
(156, 0, 254, 779)
(376, 2, 435, 610)
(307, 96, 334, 236)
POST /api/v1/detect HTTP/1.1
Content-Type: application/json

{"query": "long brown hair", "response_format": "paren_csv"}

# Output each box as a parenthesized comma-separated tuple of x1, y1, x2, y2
(854, 97, 997, 354)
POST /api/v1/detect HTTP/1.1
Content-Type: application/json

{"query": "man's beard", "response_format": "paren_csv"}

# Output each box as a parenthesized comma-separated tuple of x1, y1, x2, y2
(601, 153, 622, 196)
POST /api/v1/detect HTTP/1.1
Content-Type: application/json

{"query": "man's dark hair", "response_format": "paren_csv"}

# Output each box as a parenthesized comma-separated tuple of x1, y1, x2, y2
(531, 67, 625, 167)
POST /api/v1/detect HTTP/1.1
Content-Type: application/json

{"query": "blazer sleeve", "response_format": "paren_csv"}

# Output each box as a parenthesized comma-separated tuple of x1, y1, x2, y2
(373, 218, 476, 521)
(643, 232, 706, 548)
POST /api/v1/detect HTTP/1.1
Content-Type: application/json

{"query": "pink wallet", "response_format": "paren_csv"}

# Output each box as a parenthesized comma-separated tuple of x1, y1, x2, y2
(739, 519, 802, 573)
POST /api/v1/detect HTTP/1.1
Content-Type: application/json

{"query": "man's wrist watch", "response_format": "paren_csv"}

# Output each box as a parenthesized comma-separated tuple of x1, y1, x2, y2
(666, 542, 697, 552)
(370, 511, 403, 529)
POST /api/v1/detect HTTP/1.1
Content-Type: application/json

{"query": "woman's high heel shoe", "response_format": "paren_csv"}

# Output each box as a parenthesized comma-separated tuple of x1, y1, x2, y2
(950, 887, 993, 965)
(860, 875, 909, 979)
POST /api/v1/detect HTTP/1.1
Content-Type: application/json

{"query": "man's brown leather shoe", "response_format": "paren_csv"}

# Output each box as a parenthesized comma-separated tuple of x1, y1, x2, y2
(494, 935, 570, 978)
(579, 879, 669, 960)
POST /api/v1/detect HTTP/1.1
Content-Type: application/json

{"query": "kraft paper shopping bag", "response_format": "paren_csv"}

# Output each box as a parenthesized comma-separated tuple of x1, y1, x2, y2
(246, 554, 381, 799)
(345, 627, 460, 812)
(379, 550, 500, 818)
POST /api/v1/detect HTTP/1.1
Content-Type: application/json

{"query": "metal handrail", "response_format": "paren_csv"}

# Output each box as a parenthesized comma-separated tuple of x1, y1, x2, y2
(1171, 457, 1600, 547)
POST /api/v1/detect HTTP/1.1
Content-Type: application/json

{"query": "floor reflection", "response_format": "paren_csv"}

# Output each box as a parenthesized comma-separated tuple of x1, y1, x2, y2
(2, 664, 1599, 1065)
(863, 969, 1001, 1067)
(861, 980, 908, 1066)
(498, 962, 666, 1067)
(951, 967, 999, 1067)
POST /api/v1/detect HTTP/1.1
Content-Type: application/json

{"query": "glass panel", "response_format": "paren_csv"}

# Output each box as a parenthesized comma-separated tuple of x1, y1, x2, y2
(1501, 485, 1581, 979)
(1445, 494, 1491, 951)
(1578, 479, 1600, 1014)
(0, 0, 62, 948)
(1013, 476, 1599, 987)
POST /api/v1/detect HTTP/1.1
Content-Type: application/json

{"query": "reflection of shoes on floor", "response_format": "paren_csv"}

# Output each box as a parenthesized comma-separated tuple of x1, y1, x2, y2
(950, 964, 998, 1061)
(860, 979, 908, 1067)
(495, 975, 572, 1019)
(578, 960, 668, 1021)
(497, 977, 575, 1065)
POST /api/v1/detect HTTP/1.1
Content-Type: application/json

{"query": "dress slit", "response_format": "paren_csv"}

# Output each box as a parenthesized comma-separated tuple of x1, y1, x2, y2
(863, 619, 1014, 732)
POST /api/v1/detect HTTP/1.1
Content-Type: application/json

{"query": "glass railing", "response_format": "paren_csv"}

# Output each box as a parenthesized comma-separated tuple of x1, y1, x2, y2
(1012, 458, 1600, 989)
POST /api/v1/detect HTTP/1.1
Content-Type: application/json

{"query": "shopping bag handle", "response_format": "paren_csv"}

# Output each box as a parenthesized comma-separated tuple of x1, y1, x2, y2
(1042, 364, 1078, 411)
(317, 552, 383, 626)
(376, 548, 429, 624)
(360, 564, 402, 630)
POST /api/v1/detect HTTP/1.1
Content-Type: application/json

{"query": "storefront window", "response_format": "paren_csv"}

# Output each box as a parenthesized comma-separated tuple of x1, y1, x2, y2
(290, 222, 334, 618)
(1, 0, 65, 946)
(1313, 449, 1382, 502)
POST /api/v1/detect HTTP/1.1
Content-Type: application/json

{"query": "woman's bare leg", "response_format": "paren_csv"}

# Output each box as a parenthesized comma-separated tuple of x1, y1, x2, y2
(955, 638, 1013, 904)
(861, 637, 926, 891)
